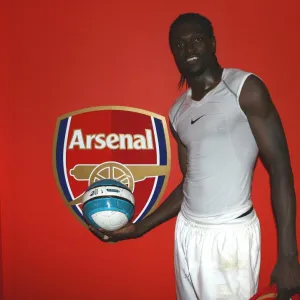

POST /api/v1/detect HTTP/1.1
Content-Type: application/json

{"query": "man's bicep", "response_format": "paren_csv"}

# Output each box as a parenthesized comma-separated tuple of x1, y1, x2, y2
(249, 112, 290, 169)
(240, 75, 291, 169)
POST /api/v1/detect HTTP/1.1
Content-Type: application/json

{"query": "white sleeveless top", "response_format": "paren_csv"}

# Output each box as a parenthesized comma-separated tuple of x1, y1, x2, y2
(169, 68, 259, 224)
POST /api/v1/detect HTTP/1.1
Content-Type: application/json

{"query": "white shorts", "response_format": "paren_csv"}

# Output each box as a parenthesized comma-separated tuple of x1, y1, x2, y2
(174, 210, 261, 300)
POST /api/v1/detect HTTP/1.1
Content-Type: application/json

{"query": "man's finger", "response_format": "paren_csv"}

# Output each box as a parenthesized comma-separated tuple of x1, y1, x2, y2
(109, 234, 126, 242)
(89, 226, 112, 242)
(98, 228, 114, 235)
(82, 216, 111, 242)
(85, 222, 128, 243)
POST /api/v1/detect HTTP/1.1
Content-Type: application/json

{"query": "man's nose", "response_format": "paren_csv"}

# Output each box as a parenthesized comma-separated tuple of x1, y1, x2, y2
(186, 41, 195, 53)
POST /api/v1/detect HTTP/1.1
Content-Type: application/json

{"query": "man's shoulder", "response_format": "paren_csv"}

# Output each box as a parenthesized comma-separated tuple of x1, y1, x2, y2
(224, 67, 253, 80)
(168, 90, 189, 118)
(170, 89, 189, 109)
(224, 67, 257, 95)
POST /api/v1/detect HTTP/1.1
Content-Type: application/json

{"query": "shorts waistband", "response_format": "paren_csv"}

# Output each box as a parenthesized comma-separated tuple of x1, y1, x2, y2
(178, 209, 258, 230)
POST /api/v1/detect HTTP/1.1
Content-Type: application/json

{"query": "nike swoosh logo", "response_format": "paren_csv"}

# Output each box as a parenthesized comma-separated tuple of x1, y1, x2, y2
(191, 115, 205, 124)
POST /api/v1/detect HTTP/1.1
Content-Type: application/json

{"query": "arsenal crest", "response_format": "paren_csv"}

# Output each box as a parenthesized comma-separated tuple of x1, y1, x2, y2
(53, 106, 171, 227)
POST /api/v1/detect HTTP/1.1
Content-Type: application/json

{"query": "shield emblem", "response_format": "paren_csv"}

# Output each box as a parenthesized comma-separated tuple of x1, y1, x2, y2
(53, 106, 171, 227)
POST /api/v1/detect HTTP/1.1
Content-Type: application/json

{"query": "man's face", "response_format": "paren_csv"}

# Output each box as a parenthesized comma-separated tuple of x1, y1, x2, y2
(170, 22, 216, 77)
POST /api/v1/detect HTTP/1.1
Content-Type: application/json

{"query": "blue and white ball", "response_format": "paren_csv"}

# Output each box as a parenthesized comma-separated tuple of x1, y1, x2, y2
(82, 179, 135, 231)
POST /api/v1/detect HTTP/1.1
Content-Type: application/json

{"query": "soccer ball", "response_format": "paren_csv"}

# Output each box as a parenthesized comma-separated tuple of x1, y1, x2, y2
(82, 179, 135, 231)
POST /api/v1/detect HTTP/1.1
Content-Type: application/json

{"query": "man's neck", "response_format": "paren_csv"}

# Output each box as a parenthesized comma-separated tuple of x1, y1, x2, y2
(187, 63, 223, 101)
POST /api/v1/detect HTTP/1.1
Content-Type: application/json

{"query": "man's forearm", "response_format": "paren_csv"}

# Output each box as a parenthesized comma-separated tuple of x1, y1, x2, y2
(270, 164, 298, 257)
(138, 181, 184, 233)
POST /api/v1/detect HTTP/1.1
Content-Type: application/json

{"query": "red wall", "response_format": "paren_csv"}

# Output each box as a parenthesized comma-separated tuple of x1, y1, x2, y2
(2, 1, 300, 299)
(1, 1, 9, 299)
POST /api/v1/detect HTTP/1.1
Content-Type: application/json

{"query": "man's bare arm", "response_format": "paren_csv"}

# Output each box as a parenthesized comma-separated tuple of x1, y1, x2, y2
(138, 121, 187, 232)
(239, 74, 300, 294)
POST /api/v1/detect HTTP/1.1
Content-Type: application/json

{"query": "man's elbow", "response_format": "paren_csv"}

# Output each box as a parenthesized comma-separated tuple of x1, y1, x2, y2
(267, 160, 294, 182)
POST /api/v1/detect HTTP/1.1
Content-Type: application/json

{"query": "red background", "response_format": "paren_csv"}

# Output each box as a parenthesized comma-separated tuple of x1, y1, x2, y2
(2, 0, 300, 299)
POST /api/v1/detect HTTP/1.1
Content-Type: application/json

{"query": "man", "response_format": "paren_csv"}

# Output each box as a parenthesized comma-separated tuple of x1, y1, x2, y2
(88, 13, 300, 300)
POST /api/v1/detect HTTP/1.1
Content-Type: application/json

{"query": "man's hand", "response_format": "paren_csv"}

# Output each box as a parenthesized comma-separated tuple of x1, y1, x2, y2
(88, 222, 145, 243)
(271, 255, 300, 299)
(82, 212, 146, 243)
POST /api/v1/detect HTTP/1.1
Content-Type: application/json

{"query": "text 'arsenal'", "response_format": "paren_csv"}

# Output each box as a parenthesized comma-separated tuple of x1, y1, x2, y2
(68, 129, 154, 150)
